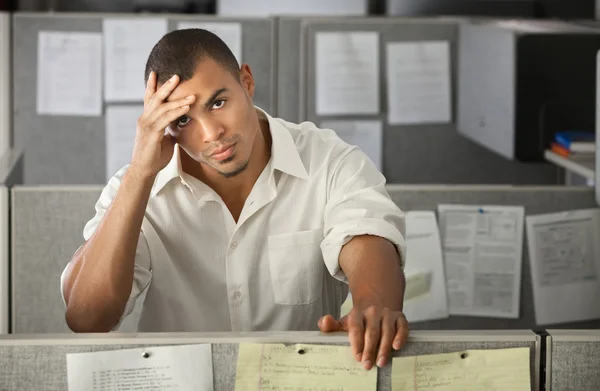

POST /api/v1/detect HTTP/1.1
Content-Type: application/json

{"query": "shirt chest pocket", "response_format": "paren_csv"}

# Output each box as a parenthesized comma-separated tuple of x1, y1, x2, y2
(267, 229, 324, 305)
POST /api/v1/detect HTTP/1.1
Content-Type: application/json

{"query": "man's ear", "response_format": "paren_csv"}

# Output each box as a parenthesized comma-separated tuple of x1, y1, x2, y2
(239, 64, 255, 98)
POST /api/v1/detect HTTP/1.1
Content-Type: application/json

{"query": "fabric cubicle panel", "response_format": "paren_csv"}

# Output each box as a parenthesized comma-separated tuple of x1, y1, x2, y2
(0, 331, 540, 390)
(12, 12, 276, 185)
(0, 187, 8, 334)
(11, 185, 600, 334)
(546, 330, 600, 391)
(299, 17, 559, 184)
(387, 185, 600, 330)
(11, 186, 143, 333)
(0, 12, 10, 157)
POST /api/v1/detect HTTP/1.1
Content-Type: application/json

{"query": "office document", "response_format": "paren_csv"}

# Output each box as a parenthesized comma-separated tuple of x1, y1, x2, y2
(103, 18, 168, 102)
(392, 348, 531, 391)
(315, 32, 379, 115)
(235, 343, 375, 390)
(105, 105, 143, 181)
(320, 120, 383, 171)
(526, 209, 600, 325)
(177, 22, 242, 64)
(386, 41, 451, 125)
(403, 211, 449, 322)
(36, 31, 102, 116)
(66, 344, 213, 391)
(438, 204, 525, 318)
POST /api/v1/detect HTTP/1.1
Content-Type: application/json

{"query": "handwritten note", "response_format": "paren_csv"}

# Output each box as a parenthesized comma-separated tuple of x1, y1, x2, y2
(392, 348, 531, 391)
(235, 343, 376, 390)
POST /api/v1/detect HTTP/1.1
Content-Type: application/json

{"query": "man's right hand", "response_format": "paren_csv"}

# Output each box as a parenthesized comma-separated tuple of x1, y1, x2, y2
(130, 71, 196, 178)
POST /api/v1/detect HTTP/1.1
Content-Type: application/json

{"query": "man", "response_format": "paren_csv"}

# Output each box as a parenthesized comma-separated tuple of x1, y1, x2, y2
(61, 29, 408, 370)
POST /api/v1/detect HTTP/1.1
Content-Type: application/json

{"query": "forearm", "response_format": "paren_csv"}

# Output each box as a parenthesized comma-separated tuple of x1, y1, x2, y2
(64, 167, 155, 332)
(339, 235, 405, 311)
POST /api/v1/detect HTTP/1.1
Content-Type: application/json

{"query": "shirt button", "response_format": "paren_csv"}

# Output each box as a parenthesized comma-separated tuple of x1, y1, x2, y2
(230, 241, 238, 249)
(233, 291, 242, 300)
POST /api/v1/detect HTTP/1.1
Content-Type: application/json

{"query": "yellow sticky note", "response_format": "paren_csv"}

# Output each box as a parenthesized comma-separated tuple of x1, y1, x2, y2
(235, 343, 377, 391)
(404, 271, 432, 301)
(392, 347, 531, 391)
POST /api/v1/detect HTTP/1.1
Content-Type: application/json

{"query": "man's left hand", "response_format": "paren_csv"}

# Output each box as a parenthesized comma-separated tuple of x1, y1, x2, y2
(318, 304, 409, 370)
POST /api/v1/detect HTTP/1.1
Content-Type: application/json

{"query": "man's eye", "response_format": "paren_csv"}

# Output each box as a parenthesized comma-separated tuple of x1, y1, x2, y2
(212, 100, 225, 109)
(177, 116, 190, 127)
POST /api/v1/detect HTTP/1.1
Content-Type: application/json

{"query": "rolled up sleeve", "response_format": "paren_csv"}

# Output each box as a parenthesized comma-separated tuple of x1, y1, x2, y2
(59, 166, 152, 329)
(320, 147, 406, 283)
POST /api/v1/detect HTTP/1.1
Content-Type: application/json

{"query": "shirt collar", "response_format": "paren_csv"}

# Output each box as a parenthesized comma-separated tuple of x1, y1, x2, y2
(258, 107, 308, 181)
(150, 107, 308, 197)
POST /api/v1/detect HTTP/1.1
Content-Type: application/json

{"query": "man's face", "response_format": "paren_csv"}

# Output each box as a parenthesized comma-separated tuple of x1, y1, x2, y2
(164, 59, 257, 178)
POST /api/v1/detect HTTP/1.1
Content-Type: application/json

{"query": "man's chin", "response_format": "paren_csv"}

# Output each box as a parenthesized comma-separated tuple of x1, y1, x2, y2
(217, 160, 249, 179)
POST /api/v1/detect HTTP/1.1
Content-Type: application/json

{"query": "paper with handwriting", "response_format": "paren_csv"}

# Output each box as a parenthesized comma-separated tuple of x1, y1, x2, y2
(392, 347, 531, 391)
(235, 343, 376, 390)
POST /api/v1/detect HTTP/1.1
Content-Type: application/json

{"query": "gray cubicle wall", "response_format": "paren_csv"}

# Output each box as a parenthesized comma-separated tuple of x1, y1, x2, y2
(546, 330, 600, 391)
(11, 185, 600, 334)
(0, 331, 541, 390)
(11, 186, 143, 333)
(388, 185, 600, 330)
(12, 12, 276, 185)
(288, 17, 559, 184)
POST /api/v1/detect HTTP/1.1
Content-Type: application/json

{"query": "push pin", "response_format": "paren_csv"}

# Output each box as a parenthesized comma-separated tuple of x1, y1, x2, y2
(142, 351, 150, 359)
(460, 352, 468, 359)
(297, 349, 305, 355)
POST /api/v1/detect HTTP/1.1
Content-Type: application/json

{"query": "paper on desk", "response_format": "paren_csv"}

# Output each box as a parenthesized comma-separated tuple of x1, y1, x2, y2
(103, 18, 168, 102)
(66, 344, 213, 391)
(386, 41, 451, 125)
(36, 31, 102, 116)
(321, 120, 383, 171)
(392, 347, 531, 391)
(438, 204, 525, 318)
(177, 22, 242, 64)
(106, 105, 143, 181)
(235, 343, 376, 390)
(403, 211, 449, 322)
(526, 209, 600, 325)
(316, 32, 379, 115)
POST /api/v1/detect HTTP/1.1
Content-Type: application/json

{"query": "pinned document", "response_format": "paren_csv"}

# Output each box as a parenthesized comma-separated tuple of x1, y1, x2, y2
(66, 344, 213, 391)
(403, 211, 449, 322)
(526, 209, 600, 325)
(438, 204, 525, 318)
(103, 18, 168, 102)
(392, 348, 531, 390)
(386, 41, 451, 125)
(316, 32, 379, 115)
(321, 120, 383, 171)
(235, 343, 375, 390)
(37, 31, 102, 116)
(105, 105, 143, 181)
(177, 22, 242, 64)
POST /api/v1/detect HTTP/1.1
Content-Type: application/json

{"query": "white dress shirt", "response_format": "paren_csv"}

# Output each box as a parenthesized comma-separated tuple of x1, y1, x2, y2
(61, 108, 406, 332)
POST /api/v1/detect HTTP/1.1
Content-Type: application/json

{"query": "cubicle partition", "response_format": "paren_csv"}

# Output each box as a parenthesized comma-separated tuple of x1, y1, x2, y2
(388, 185, 600, 330)
(291, 16, 559, 185)
(10, 186, 142, 333)
(11, 185, 600, 334)
(0, 12, 10, 157)
(0, 330, 541, 390)
(546, 330, 600, 391)
(12, 12, 276, 185)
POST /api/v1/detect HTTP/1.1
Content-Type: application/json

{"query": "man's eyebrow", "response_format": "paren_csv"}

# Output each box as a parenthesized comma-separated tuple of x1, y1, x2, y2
(203, 88, 228, 109)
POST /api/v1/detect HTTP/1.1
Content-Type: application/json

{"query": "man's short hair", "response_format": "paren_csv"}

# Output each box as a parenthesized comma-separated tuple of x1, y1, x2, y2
(144, 28, 240, 86)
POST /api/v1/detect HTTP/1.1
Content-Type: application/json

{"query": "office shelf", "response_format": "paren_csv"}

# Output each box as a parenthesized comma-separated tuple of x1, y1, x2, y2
(544, 149, 594, 183)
